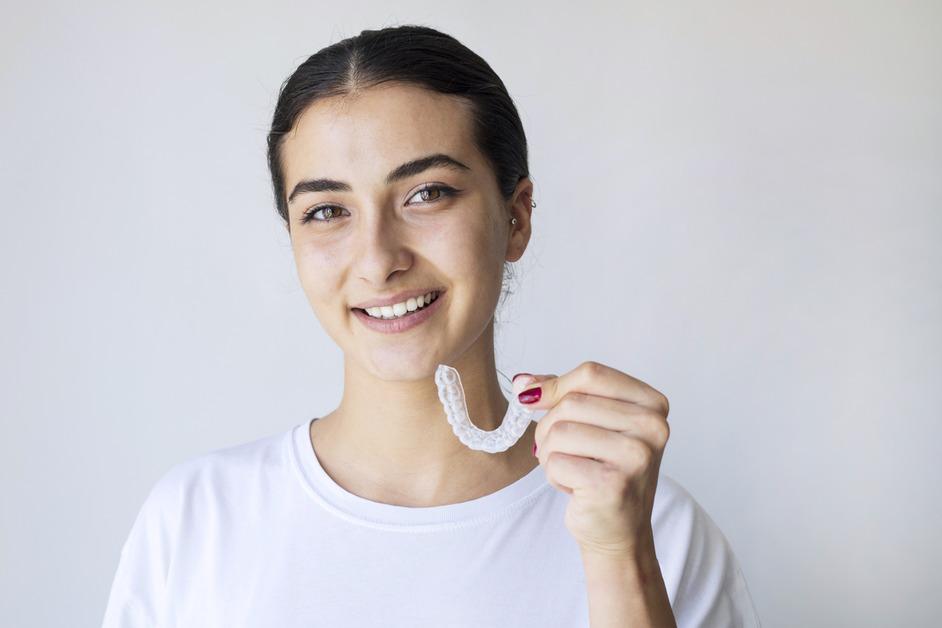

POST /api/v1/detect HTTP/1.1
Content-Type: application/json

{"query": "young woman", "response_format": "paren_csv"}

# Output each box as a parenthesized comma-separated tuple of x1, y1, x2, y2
(103, 24, 761, 628)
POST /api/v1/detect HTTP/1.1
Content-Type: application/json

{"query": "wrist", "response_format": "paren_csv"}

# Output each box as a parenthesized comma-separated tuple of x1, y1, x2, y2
(578, 527, 659, 567)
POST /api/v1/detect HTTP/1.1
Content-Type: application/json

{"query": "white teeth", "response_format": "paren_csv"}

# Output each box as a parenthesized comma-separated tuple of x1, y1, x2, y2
(365, 291, 439, 319)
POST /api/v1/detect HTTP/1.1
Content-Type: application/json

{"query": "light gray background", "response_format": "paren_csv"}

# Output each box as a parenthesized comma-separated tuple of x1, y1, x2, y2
(2, 2, 939, 627)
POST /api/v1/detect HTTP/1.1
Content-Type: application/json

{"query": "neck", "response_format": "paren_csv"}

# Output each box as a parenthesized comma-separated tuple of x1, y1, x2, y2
(309, 321, 538, 507)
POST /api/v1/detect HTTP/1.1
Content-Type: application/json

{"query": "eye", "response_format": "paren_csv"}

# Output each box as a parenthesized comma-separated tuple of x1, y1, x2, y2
(407, 183, 459, 204)
(300, 204, 350, 225)
(299, 184, 460, 226)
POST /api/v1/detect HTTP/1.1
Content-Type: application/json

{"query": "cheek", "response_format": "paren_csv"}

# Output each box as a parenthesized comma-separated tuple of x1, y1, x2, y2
(293, 242, 343, 304)
(434, 214, 501, 269)
(434, 227, 505, 311)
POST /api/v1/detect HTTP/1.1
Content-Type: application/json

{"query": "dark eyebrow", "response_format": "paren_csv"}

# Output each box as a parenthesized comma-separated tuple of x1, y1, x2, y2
(287, 153, 471, 205)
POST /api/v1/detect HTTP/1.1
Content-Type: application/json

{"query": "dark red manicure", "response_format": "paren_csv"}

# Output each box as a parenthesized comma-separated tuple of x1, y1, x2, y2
(518, 387, 541, 404)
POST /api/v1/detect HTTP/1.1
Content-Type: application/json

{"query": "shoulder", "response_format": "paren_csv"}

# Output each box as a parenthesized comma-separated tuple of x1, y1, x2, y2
(650, 474, 732, 579)
(112, 426, 292, 578)
(102, 427, 292, 626)
(650, 473, 712, 540)
(650, 473, 763, 627)
(140, 425, 291, 521)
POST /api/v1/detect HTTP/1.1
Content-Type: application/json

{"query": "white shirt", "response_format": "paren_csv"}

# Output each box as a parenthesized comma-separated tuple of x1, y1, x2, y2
(102, 417, 762, 627)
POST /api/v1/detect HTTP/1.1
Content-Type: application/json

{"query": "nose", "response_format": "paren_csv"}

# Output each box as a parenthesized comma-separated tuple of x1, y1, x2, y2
(353, 205, 415, 285)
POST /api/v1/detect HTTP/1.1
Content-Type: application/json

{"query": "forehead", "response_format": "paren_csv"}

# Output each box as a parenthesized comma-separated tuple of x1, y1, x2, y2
(280, 83, 480, 192)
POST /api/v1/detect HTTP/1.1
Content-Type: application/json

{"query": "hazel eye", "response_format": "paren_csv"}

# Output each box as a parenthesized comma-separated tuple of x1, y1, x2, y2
(300, 205, 349, 225)
(410, 186, 441, 203)
(299, 184, 460, 226)
(407, 184, 458, 204)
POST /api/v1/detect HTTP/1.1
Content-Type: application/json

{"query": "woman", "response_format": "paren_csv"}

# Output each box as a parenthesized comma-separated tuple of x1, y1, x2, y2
(102, 24, 761, 628)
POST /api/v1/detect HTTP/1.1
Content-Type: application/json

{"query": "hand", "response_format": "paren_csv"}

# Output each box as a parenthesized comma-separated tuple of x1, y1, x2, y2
(514, 361, 671, 559)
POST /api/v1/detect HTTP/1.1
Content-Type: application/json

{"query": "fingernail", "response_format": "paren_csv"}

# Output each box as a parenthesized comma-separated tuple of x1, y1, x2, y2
(532, 441, 538, 456)
(513, 374, 537, 395)
(512, 372, 532, 382)
(518, 386, 541, 404)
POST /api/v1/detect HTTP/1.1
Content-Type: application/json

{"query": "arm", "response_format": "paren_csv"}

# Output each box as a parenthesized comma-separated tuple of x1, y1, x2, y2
(581, 531, 676, 628)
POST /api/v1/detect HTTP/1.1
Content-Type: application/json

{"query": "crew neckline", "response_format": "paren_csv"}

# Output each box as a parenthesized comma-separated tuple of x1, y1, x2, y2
(289, 416, 552, 530)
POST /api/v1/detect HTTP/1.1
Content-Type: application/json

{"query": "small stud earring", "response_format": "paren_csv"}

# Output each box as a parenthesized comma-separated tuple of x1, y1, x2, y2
(511, 218, 518, 225)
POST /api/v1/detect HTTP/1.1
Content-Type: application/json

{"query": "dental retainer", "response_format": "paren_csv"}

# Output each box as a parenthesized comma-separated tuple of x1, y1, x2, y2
(434, 364, 537, 453)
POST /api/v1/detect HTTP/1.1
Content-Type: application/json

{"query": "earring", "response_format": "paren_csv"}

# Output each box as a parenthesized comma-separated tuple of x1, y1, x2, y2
(434, 364, 536, 453)
(511, 217, 518, 225)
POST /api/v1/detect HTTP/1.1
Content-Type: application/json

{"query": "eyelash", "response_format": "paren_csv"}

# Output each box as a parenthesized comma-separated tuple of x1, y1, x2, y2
(300, 183, 460, 225)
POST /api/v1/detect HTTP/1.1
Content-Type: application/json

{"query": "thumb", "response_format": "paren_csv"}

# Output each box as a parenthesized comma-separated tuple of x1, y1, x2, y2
(512, 372, 556, 396)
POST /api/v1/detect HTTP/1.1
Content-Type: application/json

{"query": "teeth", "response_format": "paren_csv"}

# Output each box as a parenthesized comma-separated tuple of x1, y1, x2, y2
(365, 291, 439, 319)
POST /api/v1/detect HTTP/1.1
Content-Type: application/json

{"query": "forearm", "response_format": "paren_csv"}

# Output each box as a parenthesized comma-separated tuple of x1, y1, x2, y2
(580, 538, 677, 628)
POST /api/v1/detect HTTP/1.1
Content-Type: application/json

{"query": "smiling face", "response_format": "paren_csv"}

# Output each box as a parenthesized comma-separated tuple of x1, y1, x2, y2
(279, 82, 531, 381)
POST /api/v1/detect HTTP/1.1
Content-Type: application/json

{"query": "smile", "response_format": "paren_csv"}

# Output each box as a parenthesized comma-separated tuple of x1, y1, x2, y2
(361, 290, 441, 319)
(351, 290, 445, 334)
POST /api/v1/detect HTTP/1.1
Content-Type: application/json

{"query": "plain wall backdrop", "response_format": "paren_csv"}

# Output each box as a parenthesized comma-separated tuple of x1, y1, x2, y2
(1, 1, 939, 626)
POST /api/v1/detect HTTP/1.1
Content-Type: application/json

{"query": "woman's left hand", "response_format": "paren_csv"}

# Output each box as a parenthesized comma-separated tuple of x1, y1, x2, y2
(515, 360, 671, 559)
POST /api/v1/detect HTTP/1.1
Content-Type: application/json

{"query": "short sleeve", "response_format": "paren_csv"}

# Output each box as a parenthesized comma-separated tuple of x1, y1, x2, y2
(652, 475, 763, 628)
(101, 469, 181, 628)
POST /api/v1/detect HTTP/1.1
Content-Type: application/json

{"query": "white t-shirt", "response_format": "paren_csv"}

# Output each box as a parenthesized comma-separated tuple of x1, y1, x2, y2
(102, 417, 762, 627)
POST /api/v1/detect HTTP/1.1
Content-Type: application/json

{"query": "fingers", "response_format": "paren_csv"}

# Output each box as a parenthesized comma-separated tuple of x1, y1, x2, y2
(516, 361, 669, 416)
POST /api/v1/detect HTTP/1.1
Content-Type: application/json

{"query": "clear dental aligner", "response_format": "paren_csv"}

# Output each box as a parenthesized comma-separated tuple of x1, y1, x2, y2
(434, 364, 536, 453)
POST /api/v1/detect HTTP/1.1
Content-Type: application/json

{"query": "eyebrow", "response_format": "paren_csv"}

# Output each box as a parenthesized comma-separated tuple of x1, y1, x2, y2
(287, 153, 472, 205)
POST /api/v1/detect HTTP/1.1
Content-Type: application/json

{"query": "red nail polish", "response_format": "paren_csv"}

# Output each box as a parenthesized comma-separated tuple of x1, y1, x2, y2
(518, 386, 541, 404)
(532, 442, 538, 456)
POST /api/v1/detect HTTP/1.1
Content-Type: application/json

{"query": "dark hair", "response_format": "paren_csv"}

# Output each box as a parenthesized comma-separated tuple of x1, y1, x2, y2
(266, 24, 531, 345)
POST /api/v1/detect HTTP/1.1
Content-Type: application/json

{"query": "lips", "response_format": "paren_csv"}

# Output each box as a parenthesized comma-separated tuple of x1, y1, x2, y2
(351, 287, 446, 311)
(351, 288, 445, 334)
(357, 291, 441, 319)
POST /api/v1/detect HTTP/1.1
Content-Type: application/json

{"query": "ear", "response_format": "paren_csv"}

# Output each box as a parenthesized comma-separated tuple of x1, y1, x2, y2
(506, 176, 535, 262)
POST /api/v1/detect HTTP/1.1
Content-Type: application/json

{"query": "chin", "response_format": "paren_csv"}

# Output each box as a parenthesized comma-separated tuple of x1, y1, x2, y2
(365, 350, 442, 382)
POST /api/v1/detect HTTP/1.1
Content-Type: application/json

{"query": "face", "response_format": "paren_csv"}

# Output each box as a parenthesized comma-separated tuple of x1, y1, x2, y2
(279, 82, 532, 381)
